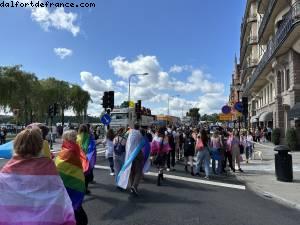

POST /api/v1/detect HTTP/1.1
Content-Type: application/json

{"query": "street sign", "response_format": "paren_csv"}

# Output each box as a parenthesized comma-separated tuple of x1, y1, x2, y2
(234, 102, 244, 113)
(222, 105, 231, 114)
(100, 114, 111, 125)
(219, 113, 233, 121)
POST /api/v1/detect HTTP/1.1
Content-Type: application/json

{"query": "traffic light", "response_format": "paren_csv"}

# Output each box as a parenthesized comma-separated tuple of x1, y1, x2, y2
(48, 105, 54, 117)
(102, 92, 109, 109)
(107, 91, 114, 110)
(135, 100, 141, 120)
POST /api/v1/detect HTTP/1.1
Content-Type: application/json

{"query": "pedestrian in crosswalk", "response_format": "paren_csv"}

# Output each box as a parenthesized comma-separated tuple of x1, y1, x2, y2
(113, 127, 127, 178)
(103, 129, 115, 176)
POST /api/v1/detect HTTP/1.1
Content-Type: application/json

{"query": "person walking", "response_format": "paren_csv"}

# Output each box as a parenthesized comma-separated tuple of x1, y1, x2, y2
(210, 131, 223, 175)
(0, 128, 76, 225)
(231, 131, 243, 172)
(151, 127, 171, 186)
(184, 130, 195, 176)
(113, 127, 127, 178)
(245, 131, 254, 163)
(194, 130, 211, 179)
(56, 129, 88, 225)
(166, 126, 176, 171)
(104, 129, 115, 176)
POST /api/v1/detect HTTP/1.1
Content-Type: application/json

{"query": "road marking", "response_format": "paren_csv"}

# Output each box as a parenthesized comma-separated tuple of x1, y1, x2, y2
(94, 165, 246, 190)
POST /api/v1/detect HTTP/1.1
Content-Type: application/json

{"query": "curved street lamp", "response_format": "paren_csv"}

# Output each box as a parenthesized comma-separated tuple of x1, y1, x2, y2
(128, 73, 149, 107)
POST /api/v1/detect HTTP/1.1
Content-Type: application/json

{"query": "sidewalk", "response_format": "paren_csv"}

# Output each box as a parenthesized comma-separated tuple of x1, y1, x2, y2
(235, 141, 300, 210)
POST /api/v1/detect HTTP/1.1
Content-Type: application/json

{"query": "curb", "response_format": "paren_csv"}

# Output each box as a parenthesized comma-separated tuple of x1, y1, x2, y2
(235, 174, 300, 211)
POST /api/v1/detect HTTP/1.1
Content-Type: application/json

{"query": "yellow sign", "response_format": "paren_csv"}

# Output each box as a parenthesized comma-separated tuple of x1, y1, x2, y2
(129, 101, 135, 108)
(219, 113, 233, 121)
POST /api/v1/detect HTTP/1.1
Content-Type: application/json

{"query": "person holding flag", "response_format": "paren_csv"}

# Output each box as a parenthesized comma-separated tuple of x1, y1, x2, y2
(0, 128, 75, 225)
(116, 124, 145, 196)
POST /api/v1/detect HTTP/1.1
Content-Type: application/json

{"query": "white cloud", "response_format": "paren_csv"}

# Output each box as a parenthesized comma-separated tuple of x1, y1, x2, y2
(32, 7, 80, 36)
(80, 55, 228, 116)
(54, 48, 73, 59)
(169, 65, 192, 73)
(17, 0, 80, 36)
(80, 71, 113, 92)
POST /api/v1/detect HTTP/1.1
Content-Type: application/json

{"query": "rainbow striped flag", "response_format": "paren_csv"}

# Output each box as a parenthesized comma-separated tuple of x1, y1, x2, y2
(0, 156, 75, 225)
(55, 141, 86, 210)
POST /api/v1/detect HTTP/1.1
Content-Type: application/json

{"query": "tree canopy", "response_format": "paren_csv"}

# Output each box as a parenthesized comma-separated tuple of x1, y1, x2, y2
(0, 66, 91, 125)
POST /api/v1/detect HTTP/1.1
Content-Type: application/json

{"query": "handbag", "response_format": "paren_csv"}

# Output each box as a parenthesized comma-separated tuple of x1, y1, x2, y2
(114, 136, 126, 155)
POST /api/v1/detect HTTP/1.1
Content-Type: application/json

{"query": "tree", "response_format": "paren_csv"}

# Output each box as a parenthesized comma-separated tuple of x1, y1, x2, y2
(187, 108, 200, 125)
(70, 85, 91, 122)
(120, 101, 129, 108)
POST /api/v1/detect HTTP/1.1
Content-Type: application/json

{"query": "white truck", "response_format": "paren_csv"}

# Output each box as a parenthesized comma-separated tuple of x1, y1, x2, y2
(109, 107, 155, 129)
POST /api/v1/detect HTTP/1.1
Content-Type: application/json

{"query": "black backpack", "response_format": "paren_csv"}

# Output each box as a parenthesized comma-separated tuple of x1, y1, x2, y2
(114, 136, 126, 155)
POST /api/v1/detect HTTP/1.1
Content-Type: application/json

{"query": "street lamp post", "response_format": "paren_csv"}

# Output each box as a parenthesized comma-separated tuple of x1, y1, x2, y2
(128, 73, 149, 106)
(167, 95, 180, 116)
(236, 83, 243, 133)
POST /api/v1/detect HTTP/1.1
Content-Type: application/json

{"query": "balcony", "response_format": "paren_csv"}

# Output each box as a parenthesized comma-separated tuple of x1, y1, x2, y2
(258, 0, 277, 40)
(241, 13, 258, 45)
(247, 58, 259, 68)
(243, 2, 300, 95)
(240, 35, 258, 64)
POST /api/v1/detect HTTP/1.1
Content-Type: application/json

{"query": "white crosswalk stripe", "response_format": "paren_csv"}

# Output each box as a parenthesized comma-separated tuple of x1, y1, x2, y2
(94, 165, 246, 190)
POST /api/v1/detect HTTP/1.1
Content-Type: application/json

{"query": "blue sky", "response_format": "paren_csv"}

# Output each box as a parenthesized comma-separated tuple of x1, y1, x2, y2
(0, 0, 246, 116)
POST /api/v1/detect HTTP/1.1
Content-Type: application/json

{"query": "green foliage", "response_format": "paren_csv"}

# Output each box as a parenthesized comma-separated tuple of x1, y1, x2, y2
(187, 108, 200, 124)
(120, 101, 129, 108)
(286, 128, 298, 151)
(272, 128, 281, 145)
(0, 66, 91, 125)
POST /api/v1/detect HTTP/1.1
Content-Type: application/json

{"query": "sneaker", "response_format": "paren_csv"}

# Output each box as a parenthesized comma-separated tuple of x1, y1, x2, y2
(204, 176, 209, 180)
(85, 189, 91, 195)
(110, 172, 115, 176)
(166, 168, 170, 172)
(246, 160, 249, 164)
(239, 168, 244, 173)
(130, 186, 138, 196)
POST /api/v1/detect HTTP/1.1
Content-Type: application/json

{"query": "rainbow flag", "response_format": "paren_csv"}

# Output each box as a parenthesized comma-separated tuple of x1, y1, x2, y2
(55, 141, 86, 210)
(0, 156, 75, 225)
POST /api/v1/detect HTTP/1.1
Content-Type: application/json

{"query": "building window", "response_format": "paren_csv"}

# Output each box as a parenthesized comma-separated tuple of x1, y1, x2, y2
(281, 71, 285, 93)
(286, 69, 290, 91)
(271, 83, 274, 101)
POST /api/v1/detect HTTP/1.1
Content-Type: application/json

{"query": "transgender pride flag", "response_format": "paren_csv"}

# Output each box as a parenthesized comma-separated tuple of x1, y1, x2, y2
(0, 156, 76, 225)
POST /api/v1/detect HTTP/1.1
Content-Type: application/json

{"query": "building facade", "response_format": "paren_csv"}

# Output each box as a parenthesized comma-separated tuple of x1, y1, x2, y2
(238, 0, 300, 140)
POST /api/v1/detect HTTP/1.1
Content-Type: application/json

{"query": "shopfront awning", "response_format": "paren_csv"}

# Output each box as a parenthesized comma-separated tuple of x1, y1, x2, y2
(250, 115, 259, 123)
(289, 103, 300, 120)
(259, 111, 273, 122)
(250, 111, 264, 123)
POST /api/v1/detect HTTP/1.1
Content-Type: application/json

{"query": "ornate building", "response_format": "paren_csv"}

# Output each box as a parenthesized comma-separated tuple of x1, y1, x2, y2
(239, 0, 300, 139)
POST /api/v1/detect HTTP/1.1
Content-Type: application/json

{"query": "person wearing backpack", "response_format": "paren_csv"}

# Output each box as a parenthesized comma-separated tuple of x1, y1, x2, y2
(184, 130, 195, 176)
(113, 127, 127, 178)
(166, 126, 176, 171)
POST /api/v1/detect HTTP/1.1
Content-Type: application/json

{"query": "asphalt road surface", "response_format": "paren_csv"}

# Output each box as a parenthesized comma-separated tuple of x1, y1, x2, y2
(1, 146, 299, 225)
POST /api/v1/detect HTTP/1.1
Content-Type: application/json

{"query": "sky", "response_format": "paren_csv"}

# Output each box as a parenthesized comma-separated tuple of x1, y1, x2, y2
(0, 0, 246, 117)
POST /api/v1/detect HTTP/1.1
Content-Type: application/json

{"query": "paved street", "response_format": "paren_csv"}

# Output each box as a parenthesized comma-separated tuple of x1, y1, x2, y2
(1, 145, 300, 225)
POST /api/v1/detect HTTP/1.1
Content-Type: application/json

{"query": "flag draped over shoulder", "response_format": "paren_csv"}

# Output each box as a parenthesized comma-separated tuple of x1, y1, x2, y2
(0, 141, 13, 159)
(116, 129, 145, 189)
(55, 141, 86, 210)
(77, 133, 97, 173)
(151, 136, 171, 154)
(0, 156, 75, 225)
(142, 136, 151, 173)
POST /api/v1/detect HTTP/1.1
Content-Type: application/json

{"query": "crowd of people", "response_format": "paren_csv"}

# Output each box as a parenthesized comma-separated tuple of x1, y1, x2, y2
(0, 122, 266, 225)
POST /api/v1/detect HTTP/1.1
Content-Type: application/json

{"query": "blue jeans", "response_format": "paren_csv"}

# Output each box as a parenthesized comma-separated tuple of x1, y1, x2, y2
(195, 148, 210, 177)
(246, 146, 253, 160)
(211, 148, 222, 174)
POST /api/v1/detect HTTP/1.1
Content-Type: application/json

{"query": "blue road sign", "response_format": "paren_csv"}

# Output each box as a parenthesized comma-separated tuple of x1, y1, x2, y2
(100, 114, 111, 125)
(222, 105, 231, 114)
(234, 102, 244, 113)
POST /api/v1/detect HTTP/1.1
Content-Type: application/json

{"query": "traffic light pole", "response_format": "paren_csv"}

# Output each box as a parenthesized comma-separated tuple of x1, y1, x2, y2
(50, 116, 53, 150)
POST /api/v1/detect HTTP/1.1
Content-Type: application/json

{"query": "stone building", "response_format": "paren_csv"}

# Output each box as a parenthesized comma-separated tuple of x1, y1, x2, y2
(239, 0, 300, 140)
